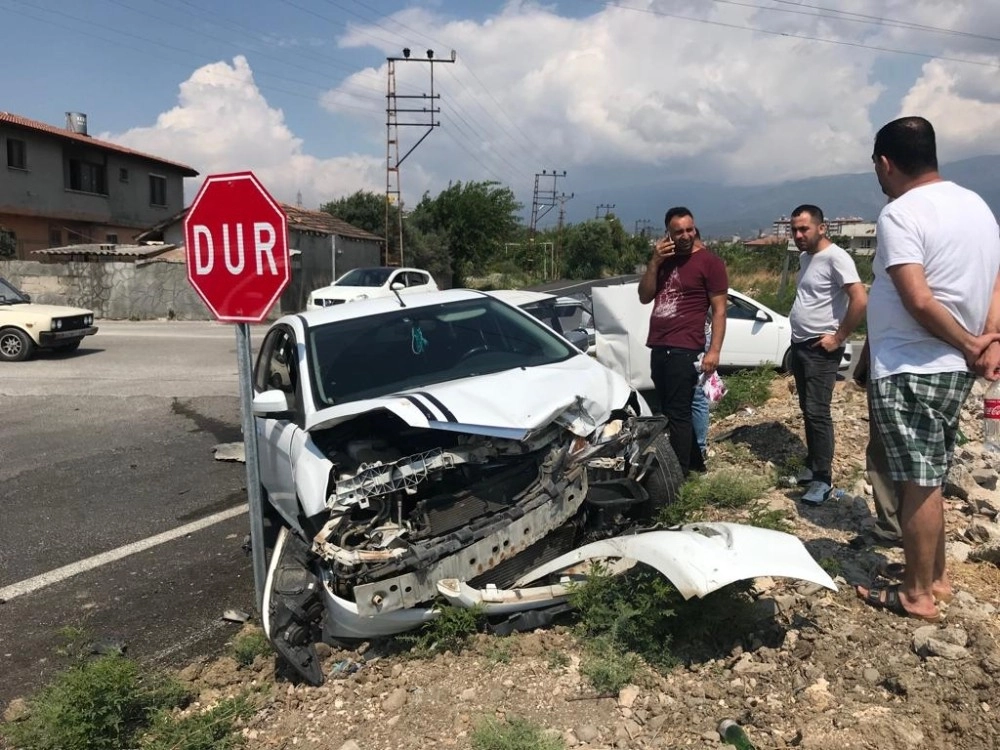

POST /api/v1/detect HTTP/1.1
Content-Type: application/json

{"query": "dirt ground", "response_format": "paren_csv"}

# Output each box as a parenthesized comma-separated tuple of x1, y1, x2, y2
(17, 375, 1000, 750)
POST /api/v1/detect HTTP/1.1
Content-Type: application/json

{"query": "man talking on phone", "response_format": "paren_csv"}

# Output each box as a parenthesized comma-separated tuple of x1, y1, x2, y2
(638, 207, 728, 476)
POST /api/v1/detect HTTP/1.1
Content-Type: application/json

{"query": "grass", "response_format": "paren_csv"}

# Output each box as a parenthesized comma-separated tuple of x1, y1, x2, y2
(545, 650, 570, 670)
(471, 716, 564, 750)
(579, 637, 642, 695)
(484, 638, 513, 666)
(714, 367, 777, 419)
(746, 501, 793, 533)
(401, 604, 486, 655)
(139, 695, 257, 750)
(1, 654, 190, 750)
(229, 630, 271, 669)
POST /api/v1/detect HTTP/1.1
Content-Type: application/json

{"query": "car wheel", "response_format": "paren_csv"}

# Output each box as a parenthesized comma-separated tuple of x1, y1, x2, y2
(55, 340, 82, 353)
(780, 347, 793, 373)
(0, 328, 34, 362)
(637, 434, 683, 518)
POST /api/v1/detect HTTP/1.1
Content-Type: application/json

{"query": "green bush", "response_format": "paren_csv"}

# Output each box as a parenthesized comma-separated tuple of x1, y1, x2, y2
(402, 604, 485, 655)
(230, 630, 271, 669)
(579, 637, 641, 695)
(746, 501, 793, 533)
(139, 695, 256, 750)
(472, 716, 564, 750)
(2, 654, 189, 750)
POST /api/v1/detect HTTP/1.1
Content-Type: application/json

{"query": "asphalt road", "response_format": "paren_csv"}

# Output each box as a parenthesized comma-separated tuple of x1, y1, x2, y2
(0, 321, 268, 707)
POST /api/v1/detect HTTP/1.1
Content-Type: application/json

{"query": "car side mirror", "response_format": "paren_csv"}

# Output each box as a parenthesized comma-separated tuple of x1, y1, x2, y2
(755, 309, 771, 322)
(22, 292, 31, 302)
(565, 328, 589, 352)
(252, 389, 292, 418)
(391, 282, 405, 291)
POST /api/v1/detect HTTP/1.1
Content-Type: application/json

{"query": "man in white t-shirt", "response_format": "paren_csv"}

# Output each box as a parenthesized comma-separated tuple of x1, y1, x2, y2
(858, 116, 1000, 623)
(788, 205, 867, 505)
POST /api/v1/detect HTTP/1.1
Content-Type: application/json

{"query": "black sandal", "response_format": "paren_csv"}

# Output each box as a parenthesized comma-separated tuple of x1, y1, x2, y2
(857, 583, 942, 623)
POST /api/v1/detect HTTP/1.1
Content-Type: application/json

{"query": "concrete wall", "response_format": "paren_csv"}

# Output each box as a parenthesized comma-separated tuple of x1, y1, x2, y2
(280, 233, 381, 313)
(1, 259, 212, 320)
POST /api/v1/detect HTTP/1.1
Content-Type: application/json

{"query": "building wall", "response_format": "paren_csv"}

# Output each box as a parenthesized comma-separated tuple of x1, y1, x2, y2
(280, 232, 381, 312)
(1, 122, 187, 258)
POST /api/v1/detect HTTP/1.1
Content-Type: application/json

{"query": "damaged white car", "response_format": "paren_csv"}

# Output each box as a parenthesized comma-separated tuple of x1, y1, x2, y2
(251, 289, 835, 685)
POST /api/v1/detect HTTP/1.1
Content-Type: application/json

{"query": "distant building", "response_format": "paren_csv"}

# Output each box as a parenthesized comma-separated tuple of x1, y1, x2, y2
(772, 215, 877, 255)
(0, 111, 197, 259)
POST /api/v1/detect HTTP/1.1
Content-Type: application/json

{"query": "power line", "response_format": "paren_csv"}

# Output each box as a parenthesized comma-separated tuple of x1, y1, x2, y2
(593, 0, 1000, 70)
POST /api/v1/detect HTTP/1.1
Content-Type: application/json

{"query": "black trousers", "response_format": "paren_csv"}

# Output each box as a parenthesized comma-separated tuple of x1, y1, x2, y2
(789, 340, 844, 484)
(650, 346, 703, 476)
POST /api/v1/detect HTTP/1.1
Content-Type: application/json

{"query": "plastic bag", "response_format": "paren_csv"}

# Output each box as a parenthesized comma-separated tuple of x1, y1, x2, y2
(699, 370, 728, 403)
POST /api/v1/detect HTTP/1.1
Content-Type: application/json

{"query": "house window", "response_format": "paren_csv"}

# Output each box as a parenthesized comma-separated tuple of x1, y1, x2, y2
(49, 228, 63, 247)
(6, 138, 26, 169)
(149, 174, 167, 206)
(0, 229, 16, 257)
(68, 158, 108, 194)
(105, 233, 119, 244)
(119, 167, 129, 183)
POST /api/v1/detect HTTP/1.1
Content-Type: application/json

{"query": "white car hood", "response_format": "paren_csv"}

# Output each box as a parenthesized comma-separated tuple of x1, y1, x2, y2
(2, 303, 92, 319)
(304, 355, 631, 436)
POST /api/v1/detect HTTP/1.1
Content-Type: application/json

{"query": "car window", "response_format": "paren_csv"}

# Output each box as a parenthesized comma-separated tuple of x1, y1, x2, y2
(336, 268, 393, 287)
(727, 296, 763, 321)
(255, 327, 299, 395)
(307, 297, 577, 408)
(407, 272, 429, 287)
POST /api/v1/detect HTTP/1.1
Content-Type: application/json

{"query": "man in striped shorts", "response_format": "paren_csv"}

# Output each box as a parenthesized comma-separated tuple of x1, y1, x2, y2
(858, 116, 1000, 622)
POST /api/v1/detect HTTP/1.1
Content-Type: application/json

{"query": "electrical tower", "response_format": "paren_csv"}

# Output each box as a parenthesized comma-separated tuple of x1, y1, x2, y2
(529, 170, 566, 235)
(555, 192, 574, 279)
(386, 47, 456, 266)
(634, 218, 651, 237)
(595, 203, 616, 219)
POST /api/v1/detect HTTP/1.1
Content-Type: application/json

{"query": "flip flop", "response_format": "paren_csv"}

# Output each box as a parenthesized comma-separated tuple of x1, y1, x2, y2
(873, 563, 954, 604)
(856, 583, 943, 623)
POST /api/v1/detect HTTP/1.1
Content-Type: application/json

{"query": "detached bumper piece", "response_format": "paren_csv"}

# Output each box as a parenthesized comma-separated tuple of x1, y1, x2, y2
(263, 528, 325, 686)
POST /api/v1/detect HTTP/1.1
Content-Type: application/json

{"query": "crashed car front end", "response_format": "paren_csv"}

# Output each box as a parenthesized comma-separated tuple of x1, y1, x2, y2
(254, 292, 835, 686)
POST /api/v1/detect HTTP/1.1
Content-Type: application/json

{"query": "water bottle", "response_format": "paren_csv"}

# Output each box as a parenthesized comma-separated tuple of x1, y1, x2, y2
(717, 719, 757, 750)
(984, 379, 1000, 452)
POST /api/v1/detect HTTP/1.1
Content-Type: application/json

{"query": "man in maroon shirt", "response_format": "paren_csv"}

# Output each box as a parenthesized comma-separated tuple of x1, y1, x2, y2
(638, 207, 728, 475)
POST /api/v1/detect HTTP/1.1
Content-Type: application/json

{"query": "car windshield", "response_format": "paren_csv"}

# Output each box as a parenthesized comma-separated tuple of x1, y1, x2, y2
(335, 268, 394, 288)
(0, 278, 29, 305)
(307, 297, 579, 407)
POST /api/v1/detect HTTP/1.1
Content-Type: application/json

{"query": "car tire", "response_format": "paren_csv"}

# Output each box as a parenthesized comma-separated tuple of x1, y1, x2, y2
(0, 328, 34, 362)
(780, 347, 793, 373)
(638, 434, 683, 517)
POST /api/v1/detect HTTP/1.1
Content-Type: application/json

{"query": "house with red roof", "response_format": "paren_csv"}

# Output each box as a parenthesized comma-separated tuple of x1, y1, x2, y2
(1, 111, 197, 259)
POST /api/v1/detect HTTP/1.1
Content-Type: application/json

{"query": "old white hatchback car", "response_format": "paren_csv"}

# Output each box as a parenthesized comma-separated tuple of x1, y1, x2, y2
(0, 277, 98, 361)
(252, 289, 835, 684)
(306, 267, 438, 310)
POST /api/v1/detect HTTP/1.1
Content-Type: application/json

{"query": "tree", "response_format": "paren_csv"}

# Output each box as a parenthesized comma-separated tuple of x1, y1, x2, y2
(561, 220, 616, 279)
(410, 180, 522, 287)
(321, 190, 400, 264)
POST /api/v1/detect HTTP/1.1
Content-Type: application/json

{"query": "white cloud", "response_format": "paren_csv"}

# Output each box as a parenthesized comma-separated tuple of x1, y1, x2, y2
(897, 58, 1000, 162)
(100, 1, 1000, 212)
(103, 56, 385, 208)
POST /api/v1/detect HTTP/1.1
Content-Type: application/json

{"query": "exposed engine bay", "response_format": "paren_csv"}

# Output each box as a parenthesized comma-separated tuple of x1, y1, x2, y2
(307, 408, 677, 616)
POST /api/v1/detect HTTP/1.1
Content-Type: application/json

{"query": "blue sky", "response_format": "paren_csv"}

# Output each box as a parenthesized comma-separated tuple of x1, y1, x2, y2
(3, 1, 999, 226)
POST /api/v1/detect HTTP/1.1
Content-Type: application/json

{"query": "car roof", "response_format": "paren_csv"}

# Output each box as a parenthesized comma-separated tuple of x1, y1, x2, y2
(485, 289, 556, 307)
(285, 288, 491, 327)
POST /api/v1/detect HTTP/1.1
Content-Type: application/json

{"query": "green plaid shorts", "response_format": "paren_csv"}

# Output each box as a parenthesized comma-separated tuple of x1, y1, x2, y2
(870, 371, 973, 487)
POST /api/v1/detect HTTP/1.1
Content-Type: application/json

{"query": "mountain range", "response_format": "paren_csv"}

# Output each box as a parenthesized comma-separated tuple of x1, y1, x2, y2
(567, 154, 1000, 239)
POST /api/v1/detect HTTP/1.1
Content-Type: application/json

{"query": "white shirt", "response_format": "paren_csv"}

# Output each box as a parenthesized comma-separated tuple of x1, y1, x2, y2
(868, 181, 1000, 379)
(789, 243, 860, 343)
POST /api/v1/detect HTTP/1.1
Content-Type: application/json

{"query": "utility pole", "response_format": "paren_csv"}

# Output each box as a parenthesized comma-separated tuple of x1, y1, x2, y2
(595, 203, 615, 219)
(633, 218, 651, 237)
(529, 170, 566, 235)
(386, 47, 456, 266)
(555, 191, 574, 279)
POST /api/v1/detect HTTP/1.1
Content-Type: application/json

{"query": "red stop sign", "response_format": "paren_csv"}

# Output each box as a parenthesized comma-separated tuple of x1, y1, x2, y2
(184, 172, 289, 323)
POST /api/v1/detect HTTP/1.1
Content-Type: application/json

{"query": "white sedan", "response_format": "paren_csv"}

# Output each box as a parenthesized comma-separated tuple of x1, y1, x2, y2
(591, 284, 853, 390)
(306, 267, 437, 310)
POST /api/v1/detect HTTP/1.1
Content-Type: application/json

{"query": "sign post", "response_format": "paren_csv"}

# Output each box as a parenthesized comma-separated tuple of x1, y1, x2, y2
(184, 172, 289, 613)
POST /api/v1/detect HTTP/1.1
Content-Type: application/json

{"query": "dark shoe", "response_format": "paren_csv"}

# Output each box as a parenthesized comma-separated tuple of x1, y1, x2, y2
(856, 583, 942, 623)
(849, 532, 903, 550)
